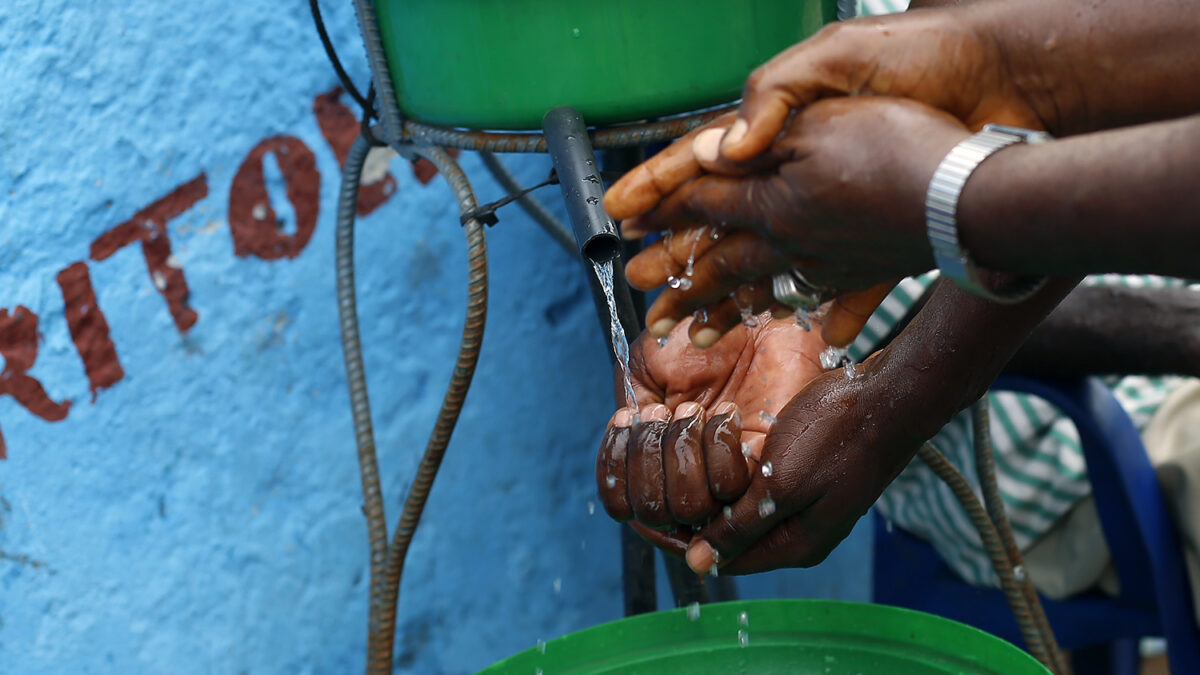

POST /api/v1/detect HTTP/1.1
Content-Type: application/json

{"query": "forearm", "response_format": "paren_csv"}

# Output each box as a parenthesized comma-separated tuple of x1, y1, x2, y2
(1006, 285, 1200, 378)
(868, 277, 1080, 443)
(962, 0, 1200, 135)
(960, 114, 1200, 279)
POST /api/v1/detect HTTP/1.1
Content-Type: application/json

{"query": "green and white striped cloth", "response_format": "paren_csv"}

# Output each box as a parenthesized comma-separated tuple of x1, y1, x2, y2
(852, 273, 1187, 586)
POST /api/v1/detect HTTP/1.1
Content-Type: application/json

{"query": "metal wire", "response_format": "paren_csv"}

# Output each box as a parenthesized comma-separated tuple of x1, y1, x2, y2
(478, 150, 577, 256)
(971, 400, 1070, 674)
(336, 135, 489, 674)
(334, 134, 392, 673)
(918, 440, 1064, 673)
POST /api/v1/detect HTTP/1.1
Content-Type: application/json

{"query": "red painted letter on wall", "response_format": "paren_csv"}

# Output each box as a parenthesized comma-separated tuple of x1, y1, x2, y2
(90, 174, 208, 333)
(0, 306, 72, 458)
(313, 87, 397, 215)
(57, 262, 124, 400)
(228, 136, 320, 260)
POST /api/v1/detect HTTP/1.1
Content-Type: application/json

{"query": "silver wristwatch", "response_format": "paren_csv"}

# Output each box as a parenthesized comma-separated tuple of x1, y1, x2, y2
(926, 124, 1052, 303)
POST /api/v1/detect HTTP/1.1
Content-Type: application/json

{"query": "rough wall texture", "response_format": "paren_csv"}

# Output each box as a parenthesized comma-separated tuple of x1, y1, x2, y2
(0, 1, 870, 672)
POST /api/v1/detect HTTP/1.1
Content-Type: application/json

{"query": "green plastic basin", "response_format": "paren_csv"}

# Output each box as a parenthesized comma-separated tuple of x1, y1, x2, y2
(479, 599, 1049, 674)
(374, 0, 837, 130)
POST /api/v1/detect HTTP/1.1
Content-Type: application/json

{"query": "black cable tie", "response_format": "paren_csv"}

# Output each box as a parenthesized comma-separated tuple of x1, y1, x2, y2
(460, 171, 560, 227)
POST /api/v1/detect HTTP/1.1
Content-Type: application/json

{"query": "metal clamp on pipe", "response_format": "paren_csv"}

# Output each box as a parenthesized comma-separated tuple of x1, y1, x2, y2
(542, 106, 623, 264)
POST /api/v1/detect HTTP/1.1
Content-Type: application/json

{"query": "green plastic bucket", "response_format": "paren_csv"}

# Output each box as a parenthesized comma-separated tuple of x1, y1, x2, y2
(374, 0, 837, 130)
(479, 599, 1049, 674)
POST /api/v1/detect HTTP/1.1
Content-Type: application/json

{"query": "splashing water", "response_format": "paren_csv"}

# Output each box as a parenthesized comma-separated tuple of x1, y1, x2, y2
(738, 630, 749, 647)
(761, 461, 774, 478)
(686, 602, 701, 621)
(844, 360, 857, 380)
(738, 611, 750, 627)
(592, 260, 638, 412)
(667, 275, 693, 290)
(536, 639, 546, 655)
(758, 497, 776, 517)
(820, 346, 847, 371)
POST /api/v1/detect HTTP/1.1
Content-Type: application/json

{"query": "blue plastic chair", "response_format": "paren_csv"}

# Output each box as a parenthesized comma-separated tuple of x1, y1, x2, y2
(873, 376, 1200, 674)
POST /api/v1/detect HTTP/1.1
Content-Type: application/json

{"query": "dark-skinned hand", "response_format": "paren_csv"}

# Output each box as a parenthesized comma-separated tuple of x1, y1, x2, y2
(596, 314, 826, 531)
(611, 97, 971, 348)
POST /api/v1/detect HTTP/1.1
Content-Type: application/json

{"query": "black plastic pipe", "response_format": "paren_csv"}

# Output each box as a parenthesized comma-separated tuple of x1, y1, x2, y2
(542, 106, 623, 264)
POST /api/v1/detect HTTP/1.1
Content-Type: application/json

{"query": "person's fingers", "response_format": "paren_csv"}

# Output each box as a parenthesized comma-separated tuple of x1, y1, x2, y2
(821, 282, 895, 348)
(624, 225, 725, 293)
(683, 475, 789, 574)
(720, 34, 848, 162)
(629, 521, 690, 560)
(604, 114, 737, 221)
(644, 234, 790, 337)
(662, 402, 719, 525)
(596, 408, 636, 521)
(717, 511, 859, 575)
(620, 174, 771, 241)
(686, 292, 774, 349)
(703, 402, 750, 503)
(628, 404, 672, 529)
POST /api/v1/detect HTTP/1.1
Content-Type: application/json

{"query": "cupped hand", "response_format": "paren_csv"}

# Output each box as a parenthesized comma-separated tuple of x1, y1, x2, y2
(632, 351, 928, 575)
(595, 315, 827, 529)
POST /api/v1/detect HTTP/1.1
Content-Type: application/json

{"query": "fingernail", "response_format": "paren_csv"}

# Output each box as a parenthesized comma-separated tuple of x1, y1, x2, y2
(692, 327, 722, 348)
(692, 128, 725, 164)
(721, 119, 748, 151)
(675, 402, 701, 418)
(650, 318, 677, 337)
(686, 539, 715, 574)
(613, 408, 634, 427)
(643, 404, 670, 422)
(712, 401, 736, 416)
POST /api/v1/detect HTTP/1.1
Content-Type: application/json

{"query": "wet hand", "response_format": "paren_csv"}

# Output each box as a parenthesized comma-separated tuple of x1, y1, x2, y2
(595, 316, 826, 529)
(631, 353, 927, 575)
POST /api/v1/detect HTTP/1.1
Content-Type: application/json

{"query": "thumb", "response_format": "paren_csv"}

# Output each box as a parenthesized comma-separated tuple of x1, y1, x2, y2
(684, 478, 784, 574)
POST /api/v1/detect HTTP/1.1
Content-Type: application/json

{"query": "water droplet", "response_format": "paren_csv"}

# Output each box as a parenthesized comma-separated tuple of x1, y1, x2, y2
(1013, 565, 1027, 583)
(606, 474, 617, 489)
(686, 602, 701, 621)
(571, 27, 581, 37)
(584, 174, 599, 183)
(586, 196, 599, 205)
(537, 639, 546, 654)
(758, 410, 777, 426)
(723, 505, 733, 518)
(741, 442, 752, 459)
(587, 501, 595, 515)
(667, 275, 693, 290)
(252, 203, 268, 220)
(683, 260, 695, 276)
(693, 308, 708, 323)
(656, 336, 668, 349)
(844, 361, 857, 380)
(738, 629, 749, 647)
(710, 226, 723, 240)
(885, 518, 894, 534)
(553, 577, 562, 594)
(794, 308, 812, 331)
(742, 312, 759, 328)
(152, 271, 167, 291)
(758, 497, 776, 517)
(820, 346, 847, 370)
(761, 461, 774, 478)
(738, 611, 750, 627)
(709, 563, 719, 577)
(711, 549, 721, 564)
(535, 669, 544, 675)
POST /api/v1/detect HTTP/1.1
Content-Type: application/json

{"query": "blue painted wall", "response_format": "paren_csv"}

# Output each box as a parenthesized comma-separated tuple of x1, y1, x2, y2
(0, 1, 870, 672)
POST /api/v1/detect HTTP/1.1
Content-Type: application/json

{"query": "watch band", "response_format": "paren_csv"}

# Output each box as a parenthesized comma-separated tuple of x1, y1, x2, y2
(926, 124, 1052, 303)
